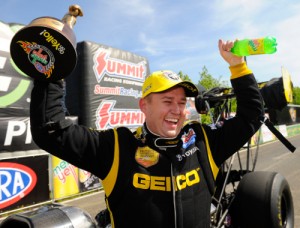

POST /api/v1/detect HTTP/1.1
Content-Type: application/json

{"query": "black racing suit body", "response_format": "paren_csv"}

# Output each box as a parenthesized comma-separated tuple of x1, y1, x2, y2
(30, 63, 264, 228)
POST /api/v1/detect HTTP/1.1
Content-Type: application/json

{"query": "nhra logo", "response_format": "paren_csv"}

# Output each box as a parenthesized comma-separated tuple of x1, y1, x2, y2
(0, 162, 37, 209)
(95, 100, 145, 130)
(17, 41, 55, 78)
(93, 48, 147, 83)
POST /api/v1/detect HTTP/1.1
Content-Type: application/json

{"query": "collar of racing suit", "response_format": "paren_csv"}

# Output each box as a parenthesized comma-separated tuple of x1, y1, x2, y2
(135, 123, 184, 160)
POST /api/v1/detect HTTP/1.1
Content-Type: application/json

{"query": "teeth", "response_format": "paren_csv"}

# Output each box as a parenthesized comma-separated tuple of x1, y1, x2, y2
(166, 118, 178, 123)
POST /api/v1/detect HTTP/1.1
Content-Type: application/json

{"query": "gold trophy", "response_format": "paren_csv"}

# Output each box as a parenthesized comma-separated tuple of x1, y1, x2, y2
(10, 5, 83, 81)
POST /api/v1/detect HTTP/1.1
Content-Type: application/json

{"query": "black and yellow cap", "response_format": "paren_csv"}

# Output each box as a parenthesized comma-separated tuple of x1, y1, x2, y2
(142, 70, 198, 98)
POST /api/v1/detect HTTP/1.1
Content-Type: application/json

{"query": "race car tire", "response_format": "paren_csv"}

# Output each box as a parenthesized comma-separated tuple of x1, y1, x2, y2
(230, 171, 294, 228)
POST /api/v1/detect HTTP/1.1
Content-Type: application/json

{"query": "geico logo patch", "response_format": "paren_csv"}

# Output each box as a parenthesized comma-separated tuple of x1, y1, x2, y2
(133, 168, 200, 191)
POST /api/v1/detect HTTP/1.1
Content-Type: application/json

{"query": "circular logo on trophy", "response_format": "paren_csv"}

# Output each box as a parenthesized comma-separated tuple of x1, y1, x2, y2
(18, 41, 55, 78)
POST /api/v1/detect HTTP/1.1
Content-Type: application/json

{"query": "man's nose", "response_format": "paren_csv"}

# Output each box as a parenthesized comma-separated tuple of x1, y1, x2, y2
(172, 103, 181, 114)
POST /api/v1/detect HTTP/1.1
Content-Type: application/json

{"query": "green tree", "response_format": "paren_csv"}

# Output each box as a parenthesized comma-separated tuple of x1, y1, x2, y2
(197, 66, 229, 90)
(197, 66, 234, 124)
(180, 67, 300, 124)
(178, 71, 192, 82)
(292, 87, 300, 105)
(178, 67, 237, 124)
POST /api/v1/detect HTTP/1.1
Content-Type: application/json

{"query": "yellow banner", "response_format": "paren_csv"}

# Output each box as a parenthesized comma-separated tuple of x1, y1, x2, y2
(52, 156, 79, 199)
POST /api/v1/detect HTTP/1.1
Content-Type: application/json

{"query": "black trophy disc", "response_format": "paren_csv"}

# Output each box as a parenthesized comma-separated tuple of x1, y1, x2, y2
(10, 5, 83, 82)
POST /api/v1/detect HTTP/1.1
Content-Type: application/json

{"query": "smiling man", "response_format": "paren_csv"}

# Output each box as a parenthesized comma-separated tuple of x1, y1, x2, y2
(139, 70, 197, 138)
(29, 39, 264, 227)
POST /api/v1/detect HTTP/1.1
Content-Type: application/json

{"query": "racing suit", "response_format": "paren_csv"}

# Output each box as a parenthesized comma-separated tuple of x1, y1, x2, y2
(30, 62, 264, 228)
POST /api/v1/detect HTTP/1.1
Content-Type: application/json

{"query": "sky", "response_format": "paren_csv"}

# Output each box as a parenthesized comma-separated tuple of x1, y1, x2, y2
(1, 0, 300, 87)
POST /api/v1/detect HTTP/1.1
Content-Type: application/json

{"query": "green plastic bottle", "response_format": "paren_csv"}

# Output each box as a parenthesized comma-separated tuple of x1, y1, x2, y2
(231, 36, 277, 56)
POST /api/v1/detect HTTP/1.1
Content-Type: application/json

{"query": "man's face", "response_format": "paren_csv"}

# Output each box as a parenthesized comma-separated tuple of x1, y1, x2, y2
(139, 87, 187, 138)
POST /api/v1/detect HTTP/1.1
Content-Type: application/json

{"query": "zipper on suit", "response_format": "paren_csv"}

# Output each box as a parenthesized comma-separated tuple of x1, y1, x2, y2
(171, 163, 177, 228)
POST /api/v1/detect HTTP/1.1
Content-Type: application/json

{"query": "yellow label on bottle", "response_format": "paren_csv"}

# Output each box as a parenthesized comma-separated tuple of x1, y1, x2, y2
(248, 38, 264, 55)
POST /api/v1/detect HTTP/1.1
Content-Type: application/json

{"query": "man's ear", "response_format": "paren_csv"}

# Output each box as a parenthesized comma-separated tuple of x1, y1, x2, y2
(139, 98, 146, 113)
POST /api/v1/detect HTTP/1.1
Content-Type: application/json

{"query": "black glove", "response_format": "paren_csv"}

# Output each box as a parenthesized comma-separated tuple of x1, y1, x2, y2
(30, 80, 65, 127)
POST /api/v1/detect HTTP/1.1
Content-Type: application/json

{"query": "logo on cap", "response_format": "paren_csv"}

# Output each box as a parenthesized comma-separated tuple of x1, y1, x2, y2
(162, 71, 180, 81)
(180, 82, 198, 94)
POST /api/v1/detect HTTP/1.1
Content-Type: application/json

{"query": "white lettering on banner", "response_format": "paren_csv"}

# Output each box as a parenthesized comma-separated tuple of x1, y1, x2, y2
(0, 171, 25, 200)
(13, 172, 25, 195)
(0, 163, 37, 209)
(103, 76, 122, 83)
(0, 57, 6, 69)
(0, 38, 10, 52)
(0, 171, 12, 199)
(83, 175, 99, 188)
(4, 120, 32, 146)
(0, 75, 11, 92)
(122, 79, 143, 86)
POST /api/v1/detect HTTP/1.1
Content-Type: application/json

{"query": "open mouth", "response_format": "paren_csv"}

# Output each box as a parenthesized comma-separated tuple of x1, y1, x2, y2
(165, 118, 178, 124)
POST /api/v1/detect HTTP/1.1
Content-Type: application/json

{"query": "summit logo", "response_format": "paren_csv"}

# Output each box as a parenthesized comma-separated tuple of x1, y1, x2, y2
(93, 48, 147, 83)
(95, 100, 145, 130)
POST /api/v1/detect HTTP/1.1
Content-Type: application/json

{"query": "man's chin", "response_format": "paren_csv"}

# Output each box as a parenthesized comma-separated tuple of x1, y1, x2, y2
(164, 130, 179, 138)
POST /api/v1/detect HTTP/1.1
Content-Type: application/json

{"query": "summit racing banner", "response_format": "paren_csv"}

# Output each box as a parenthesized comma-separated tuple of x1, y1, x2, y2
(66, 41, 149, 130)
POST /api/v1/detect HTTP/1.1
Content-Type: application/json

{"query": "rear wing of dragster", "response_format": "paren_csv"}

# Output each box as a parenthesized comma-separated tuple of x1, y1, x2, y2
(195, 66, 296, 153)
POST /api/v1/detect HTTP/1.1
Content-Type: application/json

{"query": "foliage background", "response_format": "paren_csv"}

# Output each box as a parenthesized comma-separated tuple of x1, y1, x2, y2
(179, 66, 300, 124)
